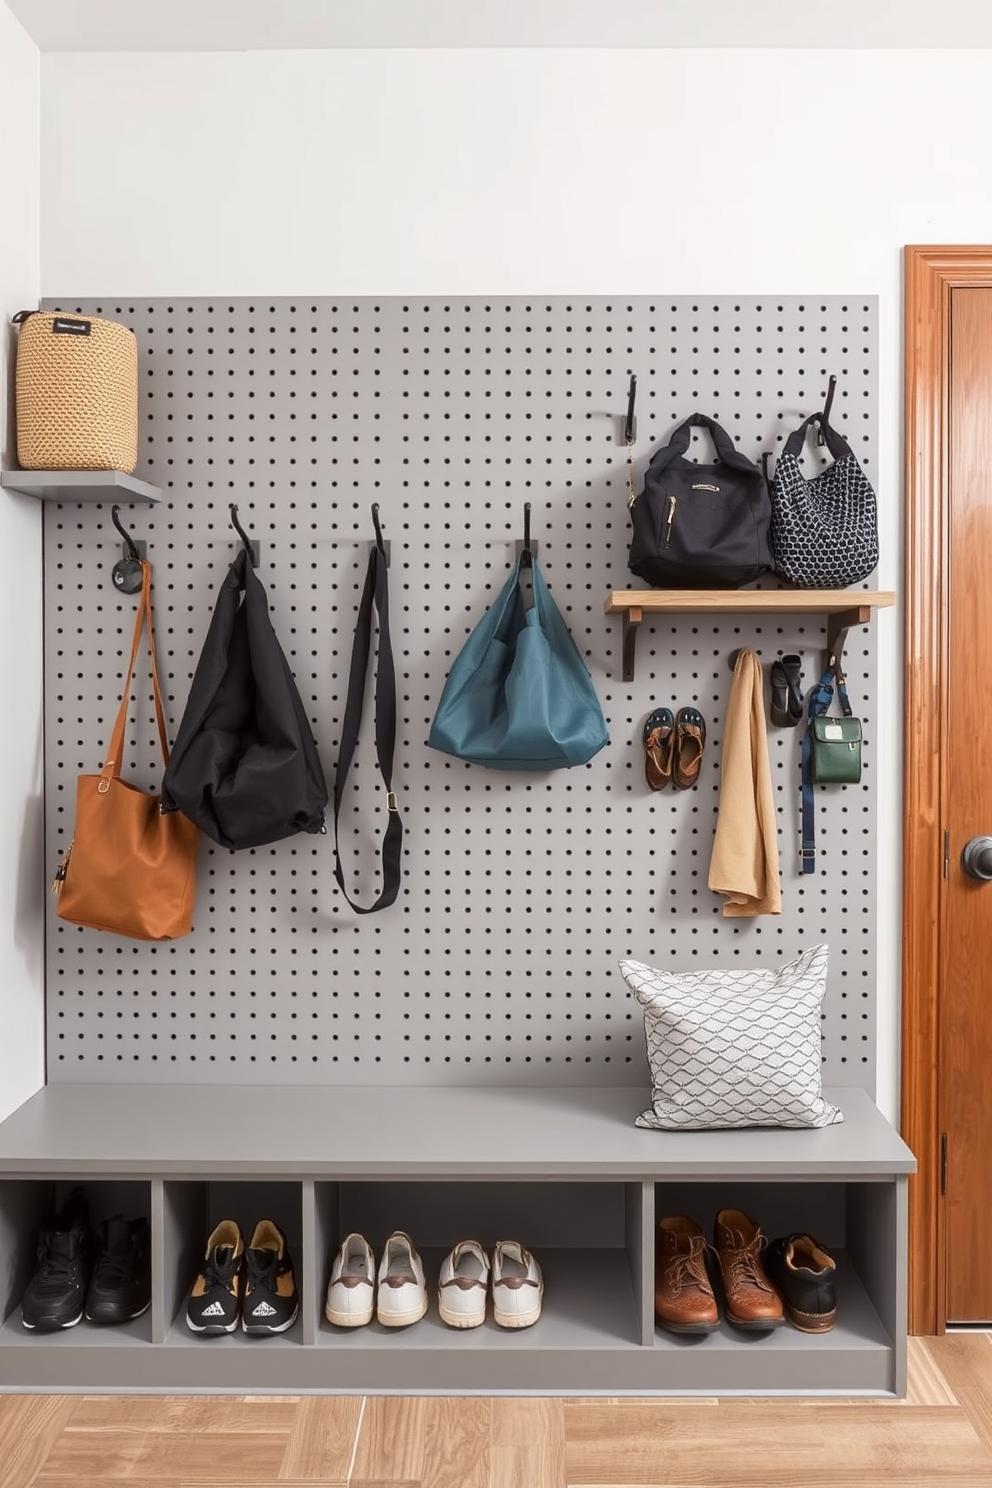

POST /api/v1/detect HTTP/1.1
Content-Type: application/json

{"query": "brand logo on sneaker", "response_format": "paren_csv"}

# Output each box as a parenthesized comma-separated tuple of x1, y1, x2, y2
(252, 1301, 277, 1317)
(201, 1301, 226, 1317)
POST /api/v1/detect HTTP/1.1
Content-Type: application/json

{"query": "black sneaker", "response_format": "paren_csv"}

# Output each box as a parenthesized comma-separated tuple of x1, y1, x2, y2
(85, 1215, 152, 1325)
(20, 1187, 93, 1332)
(185, 1219, 245, 1335)
(242, 1220, 299, 1335)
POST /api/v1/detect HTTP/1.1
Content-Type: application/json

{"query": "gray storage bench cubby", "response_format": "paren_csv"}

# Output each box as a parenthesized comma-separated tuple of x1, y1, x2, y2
(0, 1082, 914, 1395)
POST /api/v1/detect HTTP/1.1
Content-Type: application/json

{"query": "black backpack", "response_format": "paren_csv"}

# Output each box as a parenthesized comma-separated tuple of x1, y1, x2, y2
(161, 549, 327, 850)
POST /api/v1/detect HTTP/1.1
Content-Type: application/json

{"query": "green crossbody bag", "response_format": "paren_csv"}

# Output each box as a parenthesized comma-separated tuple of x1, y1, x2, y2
(810, 715, 863, 784)
(800, 664, 864, 873)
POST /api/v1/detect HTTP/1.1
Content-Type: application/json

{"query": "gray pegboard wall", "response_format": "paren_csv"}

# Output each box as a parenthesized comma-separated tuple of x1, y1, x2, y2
(42, 296, 879, 1089)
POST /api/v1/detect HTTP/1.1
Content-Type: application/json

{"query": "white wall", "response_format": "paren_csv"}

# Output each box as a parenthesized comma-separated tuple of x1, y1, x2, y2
(40, 45, 992, 1125)
(0, 0, 44, 1121)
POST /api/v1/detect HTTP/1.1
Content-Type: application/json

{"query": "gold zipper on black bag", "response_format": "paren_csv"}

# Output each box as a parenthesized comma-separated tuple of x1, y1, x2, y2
(665, 494, 677, 546)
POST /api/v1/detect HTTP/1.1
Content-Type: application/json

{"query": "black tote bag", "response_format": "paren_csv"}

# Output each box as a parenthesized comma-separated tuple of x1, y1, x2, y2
(161, 549, 328, 850)
(628, 413, 773, 588)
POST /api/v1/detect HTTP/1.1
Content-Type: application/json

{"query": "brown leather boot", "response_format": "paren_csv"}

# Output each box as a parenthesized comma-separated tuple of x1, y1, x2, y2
(654, 1216, 720, 1334)
(713, 1208, 784, 1330)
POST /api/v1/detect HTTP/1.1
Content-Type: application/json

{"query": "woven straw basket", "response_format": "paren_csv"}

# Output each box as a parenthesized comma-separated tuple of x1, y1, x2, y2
(14, 311, 138, 473)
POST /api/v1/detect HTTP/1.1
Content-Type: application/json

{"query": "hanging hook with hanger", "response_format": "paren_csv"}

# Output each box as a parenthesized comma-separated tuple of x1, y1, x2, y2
(817, 374, 837, 445)
(110, 504, 144, 595)
(229, 503, 258, 567)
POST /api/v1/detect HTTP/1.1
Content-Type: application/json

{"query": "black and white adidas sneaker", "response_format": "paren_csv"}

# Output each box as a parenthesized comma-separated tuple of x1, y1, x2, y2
(185, 1219, 245, 1335)
(242, 1220, 299, 1335)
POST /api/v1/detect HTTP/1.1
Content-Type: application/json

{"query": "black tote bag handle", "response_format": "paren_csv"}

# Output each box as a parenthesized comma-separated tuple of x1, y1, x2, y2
(781, 413, 854, 464)
(648, 413, 762, 476)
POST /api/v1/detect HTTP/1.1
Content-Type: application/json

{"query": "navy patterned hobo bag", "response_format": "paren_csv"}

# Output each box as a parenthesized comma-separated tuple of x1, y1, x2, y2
(771, 413, 879, 588)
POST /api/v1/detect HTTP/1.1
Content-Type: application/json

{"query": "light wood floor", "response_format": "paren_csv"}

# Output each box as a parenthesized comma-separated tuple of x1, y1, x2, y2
(2, 1335, 991, 1487)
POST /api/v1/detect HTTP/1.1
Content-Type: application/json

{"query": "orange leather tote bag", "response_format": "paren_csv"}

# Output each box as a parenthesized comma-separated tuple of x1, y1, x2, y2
(54, 560, 200, 940)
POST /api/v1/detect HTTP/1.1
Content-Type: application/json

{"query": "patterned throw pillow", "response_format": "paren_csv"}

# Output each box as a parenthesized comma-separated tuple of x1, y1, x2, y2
(621, 945, 843, 1131)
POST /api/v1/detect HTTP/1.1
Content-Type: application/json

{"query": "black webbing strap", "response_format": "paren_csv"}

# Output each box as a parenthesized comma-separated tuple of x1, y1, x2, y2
(800, 664, 853, 875)
(333, 520, 402, 912)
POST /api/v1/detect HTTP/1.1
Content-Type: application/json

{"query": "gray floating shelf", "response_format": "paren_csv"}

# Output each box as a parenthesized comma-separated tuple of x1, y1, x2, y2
(0, 469, 161, 503)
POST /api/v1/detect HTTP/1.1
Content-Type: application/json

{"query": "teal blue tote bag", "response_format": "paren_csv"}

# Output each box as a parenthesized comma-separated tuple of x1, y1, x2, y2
(428, 555, 609, 771)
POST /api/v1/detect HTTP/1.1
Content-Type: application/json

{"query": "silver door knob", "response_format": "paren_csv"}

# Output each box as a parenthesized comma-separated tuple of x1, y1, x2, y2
(962, 836, 992, 881)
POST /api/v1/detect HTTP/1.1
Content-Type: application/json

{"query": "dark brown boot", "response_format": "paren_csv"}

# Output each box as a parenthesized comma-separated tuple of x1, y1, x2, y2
(713, 1208, 784, 1330)
(654, 1216, 719, 1334)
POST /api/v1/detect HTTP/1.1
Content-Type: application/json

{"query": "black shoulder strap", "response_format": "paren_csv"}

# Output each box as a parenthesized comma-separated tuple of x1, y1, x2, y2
(332, 525, 402, 912)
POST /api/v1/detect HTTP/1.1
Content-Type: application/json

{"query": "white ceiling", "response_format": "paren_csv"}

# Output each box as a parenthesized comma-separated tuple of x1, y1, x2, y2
(6, 0, 992, 52)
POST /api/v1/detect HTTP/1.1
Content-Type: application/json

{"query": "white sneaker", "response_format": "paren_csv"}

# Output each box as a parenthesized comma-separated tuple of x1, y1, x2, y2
(438, 1240, 490, 1329)
(324, 1232, 375, 1328)
(492, 1240, 544, 1329)
(376, 1231, 428, 1328)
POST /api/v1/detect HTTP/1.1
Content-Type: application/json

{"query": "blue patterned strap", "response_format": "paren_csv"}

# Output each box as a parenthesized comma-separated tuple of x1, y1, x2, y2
(800, 667, 838, 874)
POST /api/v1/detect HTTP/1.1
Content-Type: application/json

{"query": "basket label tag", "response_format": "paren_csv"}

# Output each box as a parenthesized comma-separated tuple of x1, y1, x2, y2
(52, 317, 91, 336)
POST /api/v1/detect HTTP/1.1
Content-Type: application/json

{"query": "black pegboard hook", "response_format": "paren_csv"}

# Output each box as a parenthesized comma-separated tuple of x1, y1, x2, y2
(110, 505, 144, 595)
(514, 502, 538, 566)
(817, 374, 838, 445)
(370, 503, 391, 566)
(625, 373, 637, 446)
(229, 503, 258, 567)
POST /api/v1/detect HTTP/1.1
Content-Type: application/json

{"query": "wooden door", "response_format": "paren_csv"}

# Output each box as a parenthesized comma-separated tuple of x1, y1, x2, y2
(943, 286, 992, 1321)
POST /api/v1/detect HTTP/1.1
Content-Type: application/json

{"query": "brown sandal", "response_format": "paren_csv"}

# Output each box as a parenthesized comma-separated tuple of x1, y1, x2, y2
(672, 707, 706, 790)
(643, 708, 675, 791)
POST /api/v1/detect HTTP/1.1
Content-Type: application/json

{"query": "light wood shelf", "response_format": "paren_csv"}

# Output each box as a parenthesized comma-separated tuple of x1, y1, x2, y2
(604, 589, 896, 680)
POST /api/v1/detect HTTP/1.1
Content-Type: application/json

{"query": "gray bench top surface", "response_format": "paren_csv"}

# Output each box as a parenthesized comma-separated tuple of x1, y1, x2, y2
(0, 1084, 916, 1178)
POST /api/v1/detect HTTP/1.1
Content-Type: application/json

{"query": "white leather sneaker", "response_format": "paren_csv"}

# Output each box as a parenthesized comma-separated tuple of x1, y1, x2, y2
(492, 1240, 543, 1329)
(324, 1232, 375, 1328)
(438, 1239, 490, 1329)
(376, 1231, 428, 1327)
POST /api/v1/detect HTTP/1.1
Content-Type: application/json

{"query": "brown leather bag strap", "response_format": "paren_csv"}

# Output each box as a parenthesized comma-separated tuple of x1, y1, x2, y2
(143, 562, 170, 765)
(100, 560, 170, 785)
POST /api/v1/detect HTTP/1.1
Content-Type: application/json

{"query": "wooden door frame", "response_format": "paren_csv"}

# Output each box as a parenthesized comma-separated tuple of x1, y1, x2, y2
(903, 246, 992, 1334)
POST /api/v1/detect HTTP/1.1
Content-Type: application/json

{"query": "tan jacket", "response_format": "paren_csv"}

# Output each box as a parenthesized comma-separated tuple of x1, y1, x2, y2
(708, 648, 782, 917)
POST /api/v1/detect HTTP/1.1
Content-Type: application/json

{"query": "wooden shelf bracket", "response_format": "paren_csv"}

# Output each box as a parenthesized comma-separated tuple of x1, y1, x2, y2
(604, 590, 895, 681)
(621, 605, 643, 683)
(826, 605, 872, 678)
